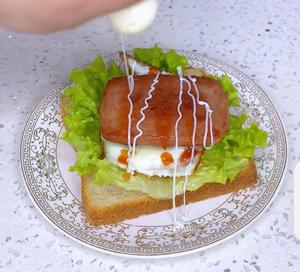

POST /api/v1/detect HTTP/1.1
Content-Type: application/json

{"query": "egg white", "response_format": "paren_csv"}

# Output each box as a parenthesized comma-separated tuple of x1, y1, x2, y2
(103, 138, 201, 177)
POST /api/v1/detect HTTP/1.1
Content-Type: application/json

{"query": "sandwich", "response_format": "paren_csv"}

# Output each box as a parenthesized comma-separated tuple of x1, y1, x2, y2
(61, 45, 268, 226)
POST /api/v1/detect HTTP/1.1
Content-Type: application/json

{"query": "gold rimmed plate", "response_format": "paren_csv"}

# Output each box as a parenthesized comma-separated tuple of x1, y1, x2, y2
(20, 51, 287, 258)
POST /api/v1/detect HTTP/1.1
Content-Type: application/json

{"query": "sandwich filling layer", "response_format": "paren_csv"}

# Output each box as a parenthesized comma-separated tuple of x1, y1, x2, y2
(101, 74, 226, 180)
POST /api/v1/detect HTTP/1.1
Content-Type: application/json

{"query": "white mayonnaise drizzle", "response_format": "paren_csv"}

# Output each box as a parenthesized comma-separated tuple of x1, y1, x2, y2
(172, 67, 185, 228)
(129, 72, 161, 171)
(182, 77, 197, 220)
(172, 73, 215, 228)
(188, 76, 214, 148)
(121, 35, 137, 159)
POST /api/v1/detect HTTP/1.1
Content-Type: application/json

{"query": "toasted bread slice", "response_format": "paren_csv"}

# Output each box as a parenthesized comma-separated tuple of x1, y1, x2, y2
(82, 159, 257, 226)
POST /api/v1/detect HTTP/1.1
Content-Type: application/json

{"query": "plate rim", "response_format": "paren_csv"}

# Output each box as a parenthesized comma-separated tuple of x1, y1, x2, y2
(20, 52, 288, 258)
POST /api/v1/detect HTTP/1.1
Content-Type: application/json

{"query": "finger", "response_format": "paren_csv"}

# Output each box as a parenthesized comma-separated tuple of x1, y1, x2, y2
(0, 0, 140, 33)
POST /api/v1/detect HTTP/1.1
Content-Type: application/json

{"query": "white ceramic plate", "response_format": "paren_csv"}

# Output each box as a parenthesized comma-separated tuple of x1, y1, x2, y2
(20, 51, 287, 258)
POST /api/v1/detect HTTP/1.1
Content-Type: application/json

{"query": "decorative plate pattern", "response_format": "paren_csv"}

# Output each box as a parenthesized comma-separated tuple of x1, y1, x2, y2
(20, 52, 287, 258)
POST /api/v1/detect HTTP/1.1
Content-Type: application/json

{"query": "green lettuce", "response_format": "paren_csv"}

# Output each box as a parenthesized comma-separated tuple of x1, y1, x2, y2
(61, 56, 124, 176)
(209, 74, 240, 107)
(133, 44, 188, 74)
(62, 47, 268, 200)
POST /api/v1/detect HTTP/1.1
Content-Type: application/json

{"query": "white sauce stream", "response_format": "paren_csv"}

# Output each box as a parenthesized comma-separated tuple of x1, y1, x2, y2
(188, 76, 214, 148)
(121, 35, 136, 159)
(172, 73, 215, 227)
(119, 37, 214, 228)
(129, 72, 161, 171)
(182, 77, 197, 220)
(172, 67, 185, 227)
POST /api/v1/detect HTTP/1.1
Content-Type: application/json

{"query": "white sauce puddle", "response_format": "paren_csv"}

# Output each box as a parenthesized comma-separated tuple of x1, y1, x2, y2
(129, 72, 161, 171)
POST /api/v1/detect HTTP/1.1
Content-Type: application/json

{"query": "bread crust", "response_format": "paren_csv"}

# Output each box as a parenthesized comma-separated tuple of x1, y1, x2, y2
(82, 159, 257, 226)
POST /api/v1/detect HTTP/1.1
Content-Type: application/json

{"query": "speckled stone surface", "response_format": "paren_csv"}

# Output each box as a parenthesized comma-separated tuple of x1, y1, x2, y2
(0, 0, 300, 271)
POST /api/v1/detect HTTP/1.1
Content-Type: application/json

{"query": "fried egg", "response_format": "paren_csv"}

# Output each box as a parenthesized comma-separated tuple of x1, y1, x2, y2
(103, 138, 202, 177)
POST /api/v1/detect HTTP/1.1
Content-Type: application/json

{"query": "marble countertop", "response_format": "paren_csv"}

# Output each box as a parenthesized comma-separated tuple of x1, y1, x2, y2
(1, 0, 300, 271)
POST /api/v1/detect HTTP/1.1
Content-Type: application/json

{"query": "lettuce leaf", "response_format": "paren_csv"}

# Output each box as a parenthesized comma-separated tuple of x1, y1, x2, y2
(209, 74, 240, 107)
(91, 114, 268, 199)
(61, 57, 124, 176)
(133, 44, 188, 74)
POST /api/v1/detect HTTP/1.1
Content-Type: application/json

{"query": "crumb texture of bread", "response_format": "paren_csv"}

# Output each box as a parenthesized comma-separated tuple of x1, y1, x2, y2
(82, 159, 257, 226)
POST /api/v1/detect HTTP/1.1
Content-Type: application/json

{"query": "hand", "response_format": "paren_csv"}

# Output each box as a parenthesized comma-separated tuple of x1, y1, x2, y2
(0, 0, 139, 33)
